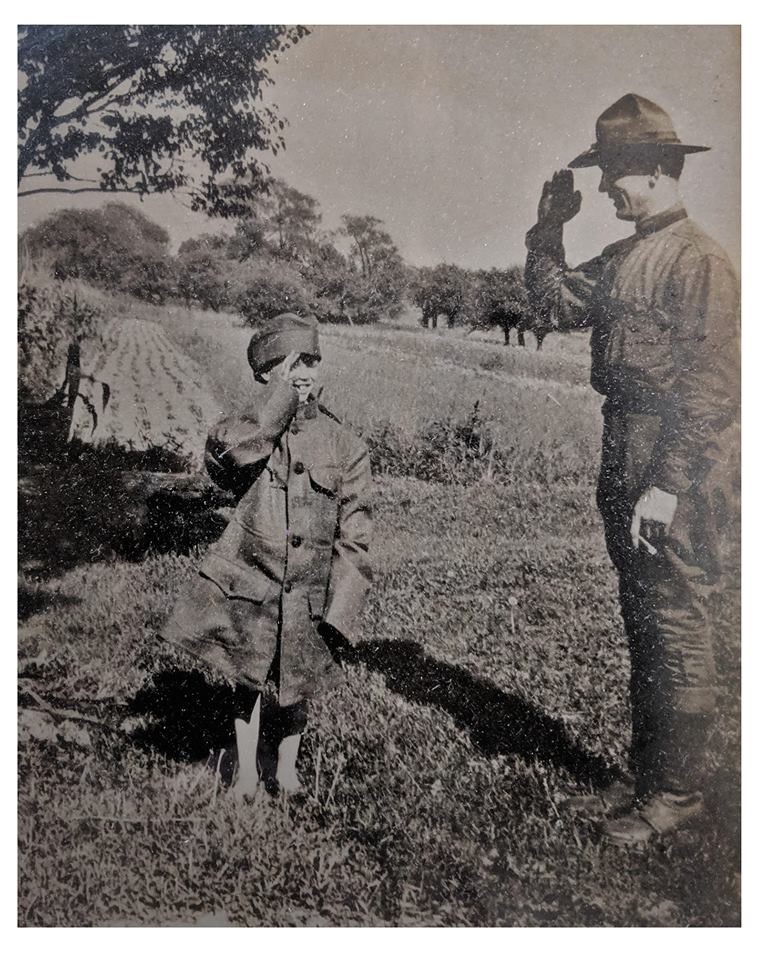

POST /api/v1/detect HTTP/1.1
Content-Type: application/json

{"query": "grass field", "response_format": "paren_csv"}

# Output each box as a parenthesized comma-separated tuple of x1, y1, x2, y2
(18, 305, 740, 927)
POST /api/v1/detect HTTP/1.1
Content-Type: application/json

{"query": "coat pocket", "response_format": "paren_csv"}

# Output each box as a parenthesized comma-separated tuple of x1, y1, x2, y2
(308, 585, 328, 620)
(199, 552, 275, 603)
(307, 463, 340, 497)
(606, 305, 674, 389)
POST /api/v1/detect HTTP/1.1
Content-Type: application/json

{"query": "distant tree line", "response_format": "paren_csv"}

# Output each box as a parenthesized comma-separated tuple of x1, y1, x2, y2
(409, 262, 548, 348)
(19, 25, 549, 345)
(21, 178, 412, 326)
(21, 180, 549, 344)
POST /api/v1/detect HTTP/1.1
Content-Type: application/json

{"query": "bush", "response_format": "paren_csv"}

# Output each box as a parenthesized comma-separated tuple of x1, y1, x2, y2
(366, 402, 504, 485)
(21, 203, 178, 304)
(229, 257, 314, 326)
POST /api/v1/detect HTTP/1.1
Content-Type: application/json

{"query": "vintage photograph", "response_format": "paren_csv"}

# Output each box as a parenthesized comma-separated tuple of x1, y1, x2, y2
(17, 24, 740, 927)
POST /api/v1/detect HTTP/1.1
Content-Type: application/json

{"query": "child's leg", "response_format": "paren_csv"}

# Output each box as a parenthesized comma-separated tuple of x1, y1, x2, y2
(276, 700, 308, 793)
(259, 699, 308, 795)
(233, 693, 261, 800)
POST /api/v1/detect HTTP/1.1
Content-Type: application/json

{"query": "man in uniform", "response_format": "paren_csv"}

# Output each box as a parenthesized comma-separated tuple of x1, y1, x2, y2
(524, 94, 739, 844)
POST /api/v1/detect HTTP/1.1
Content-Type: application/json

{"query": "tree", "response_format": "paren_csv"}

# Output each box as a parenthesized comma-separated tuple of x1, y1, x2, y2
(22, 202, 177, 303)
(339, 215, 408, 322)
(229, 179, 322, 263)
(18, 25, 308, 217)
(264, 179, 322, 262)
(176, 234, 233, 311)
(230, 257, 314, 327)
(472, 266, 547, 348)
(299, 240, 355, 323)
(410, 263, 474, 329)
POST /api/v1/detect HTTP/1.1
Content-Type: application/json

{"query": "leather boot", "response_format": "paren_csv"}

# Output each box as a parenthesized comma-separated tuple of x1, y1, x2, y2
(559, 777, 636, 818)
(601, 790, 704, 846)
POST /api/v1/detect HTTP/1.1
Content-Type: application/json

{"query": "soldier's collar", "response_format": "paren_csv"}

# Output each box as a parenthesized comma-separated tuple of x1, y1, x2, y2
(634, 204, 688, 238)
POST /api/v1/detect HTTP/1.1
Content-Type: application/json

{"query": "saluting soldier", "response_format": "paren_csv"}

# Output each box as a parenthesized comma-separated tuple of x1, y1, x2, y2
(162, 313, 373, 798)
(525, 94, 739, 844)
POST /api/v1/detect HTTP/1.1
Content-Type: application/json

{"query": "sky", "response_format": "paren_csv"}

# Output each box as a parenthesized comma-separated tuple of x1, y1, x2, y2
(18, 25, 740, 270)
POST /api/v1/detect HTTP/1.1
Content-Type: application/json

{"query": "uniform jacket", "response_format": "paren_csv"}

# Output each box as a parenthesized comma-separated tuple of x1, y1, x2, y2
(525, 205, 739, 578)
(161, 379, 374, 705)
(525, 204, 739, 497)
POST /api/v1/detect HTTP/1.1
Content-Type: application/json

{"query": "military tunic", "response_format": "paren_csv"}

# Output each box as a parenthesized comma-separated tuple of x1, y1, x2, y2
(161, 379, 374, 706)
(525, 204, 739, 795)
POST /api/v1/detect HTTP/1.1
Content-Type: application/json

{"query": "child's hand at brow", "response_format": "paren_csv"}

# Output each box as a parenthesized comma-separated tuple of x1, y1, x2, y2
(278, 351, 301, 382)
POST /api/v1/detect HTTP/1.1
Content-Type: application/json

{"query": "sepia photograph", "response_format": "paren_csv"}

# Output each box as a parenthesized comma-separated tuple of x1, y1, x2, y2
(17, 21, 741, 928)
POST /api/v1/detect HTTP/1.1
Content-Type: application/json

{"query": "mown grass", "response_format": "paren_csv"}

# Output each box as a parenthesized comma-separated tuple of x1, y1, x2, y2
(18, 306, 740, 927)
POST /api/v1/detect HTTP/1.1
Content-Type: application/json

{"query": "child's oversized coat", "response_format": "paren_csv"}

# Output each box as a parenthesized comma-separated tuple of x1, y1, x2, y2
(161, 378, 373, 705)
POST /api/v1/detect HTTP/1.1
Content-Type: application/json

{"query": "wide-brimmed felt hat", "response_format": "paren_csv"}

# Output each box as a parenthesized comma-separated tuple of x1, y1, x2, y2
(568, 93, 710, 169)
(247, 313, 320, 375)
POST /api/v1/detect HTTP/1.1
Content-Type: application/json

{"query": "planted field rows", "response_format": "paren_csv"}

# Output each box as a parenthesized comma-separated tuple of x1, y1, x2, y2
(69, 318, 222, 470)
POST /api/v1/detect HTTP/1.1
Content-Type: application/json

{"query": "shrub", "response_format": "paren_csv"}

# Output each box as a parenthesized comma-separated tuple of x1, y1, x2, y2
(366, 402, 504, 485)
(229, 257, 314, 326)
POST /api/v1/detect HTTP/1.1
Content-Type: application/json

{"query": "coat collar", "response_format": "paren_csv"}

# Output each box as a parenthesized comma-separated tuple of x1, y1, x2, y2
(634, 203, 688, 238)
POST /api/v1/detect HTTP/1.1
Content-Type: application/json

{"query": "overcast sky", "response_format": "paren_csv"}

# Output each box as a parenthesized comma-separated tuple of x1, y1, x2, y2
(18, 25, 740, 270)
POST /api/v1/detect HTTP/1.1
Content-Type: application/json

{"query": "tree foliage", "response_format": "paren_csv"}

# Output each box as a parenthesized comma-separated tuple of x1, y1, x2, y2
(472, 267, 544, 347)
(18, 25, 308, 217)
(22, 202, 177, 303)
(411, 263, 475, 329)
(230, 257, 314, 327)
(229, 178, 322, 263)
(176, 234, 233, 311)
(339, 215, 408, 322)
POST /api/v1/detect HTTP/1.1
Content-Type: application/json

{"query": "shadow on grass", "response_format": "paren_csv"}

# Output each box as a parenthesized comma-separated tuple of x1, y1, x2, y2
(127, 639, 618, 788)
(352, 638, 619, 787)
(127, 669, 252, 767)
(18, 584, 82, 622)
(19, 446, 231, 580)
(127, 669, 303, 791)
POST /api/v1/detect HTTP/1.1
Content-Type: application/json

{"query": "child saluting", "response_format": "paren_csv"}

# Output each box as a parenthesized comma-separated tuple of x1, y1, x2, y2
(162, 313, 373, 797)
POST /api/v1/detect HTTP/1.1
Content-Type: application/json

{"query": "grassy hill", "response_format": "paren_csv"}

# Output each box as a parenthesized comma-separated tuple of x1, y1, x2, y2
(18, 305, 740, 927)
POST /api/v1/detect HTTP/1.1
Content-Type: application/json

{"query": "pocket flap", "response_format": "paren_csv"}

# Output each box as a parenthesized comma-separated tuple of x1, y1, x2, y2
(308, 585, 327, 619)
(199, 553, 274, 603)
(307, 464, 340, 496)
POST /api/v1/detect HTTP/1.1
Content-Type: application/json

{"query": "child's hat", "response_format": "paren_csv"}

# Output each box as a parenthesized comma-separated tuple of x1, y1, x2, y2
(247, 313, 320, 374)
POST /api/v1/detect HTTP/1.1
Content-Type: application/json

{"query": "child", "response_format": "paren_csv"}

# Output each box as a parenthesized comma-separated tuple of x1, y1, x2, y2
(161, 312, 373, 797)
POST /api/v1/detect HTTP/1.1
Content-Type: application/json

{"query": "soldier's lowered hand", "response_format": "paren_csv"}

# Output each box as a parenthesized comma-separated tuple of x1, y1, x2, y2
(630, 486, 678, 551)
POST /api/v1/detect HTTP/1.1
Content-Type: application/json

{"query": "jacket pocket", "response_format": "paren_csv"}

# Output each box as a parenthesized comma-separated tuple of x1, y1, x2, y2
(605, 304, 674, 389)
(199, 552, 274, 603)
(308, 585, 327, 620)
(307, 463, 340, 498)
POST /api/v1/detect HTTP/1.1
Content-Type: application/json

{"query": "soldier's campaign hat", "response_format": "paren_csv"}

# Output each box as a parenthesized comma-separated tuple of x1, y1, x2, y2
(568, 93, 710, 168)
(247, 313, 320, 375)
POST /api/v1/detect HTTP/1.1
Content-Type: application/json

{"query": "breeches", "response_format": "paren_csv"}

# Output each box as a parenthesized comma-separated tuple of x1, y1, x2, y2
(597, 409, 722, 793)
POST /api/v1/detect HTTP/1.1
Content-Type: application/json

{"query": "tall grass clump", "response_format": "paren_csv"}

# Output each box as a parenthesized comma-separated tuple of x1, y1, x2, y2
(366, 402, 594, 488)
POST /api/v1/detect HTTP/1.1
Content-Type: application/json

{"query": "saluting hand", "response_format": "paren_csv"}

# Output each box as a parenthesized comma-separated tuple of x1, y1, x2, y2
(538, 169, 582, 227)
(630, 486, 678, 553)
(278, 351, 301, 383)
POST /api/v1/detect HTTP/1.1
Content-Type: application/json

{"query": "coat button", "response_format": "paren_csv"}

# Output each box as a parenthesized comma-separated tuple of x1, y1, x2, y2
(293, 461, 305, 475)
(291, 535, 303, 548)
(284, 582, 292, 594)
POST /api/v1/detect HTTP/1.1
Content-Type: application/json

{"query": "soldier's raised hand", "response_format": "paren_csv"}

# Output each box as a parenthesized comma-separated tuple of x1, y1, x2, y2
(537, 169, 582, 227)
